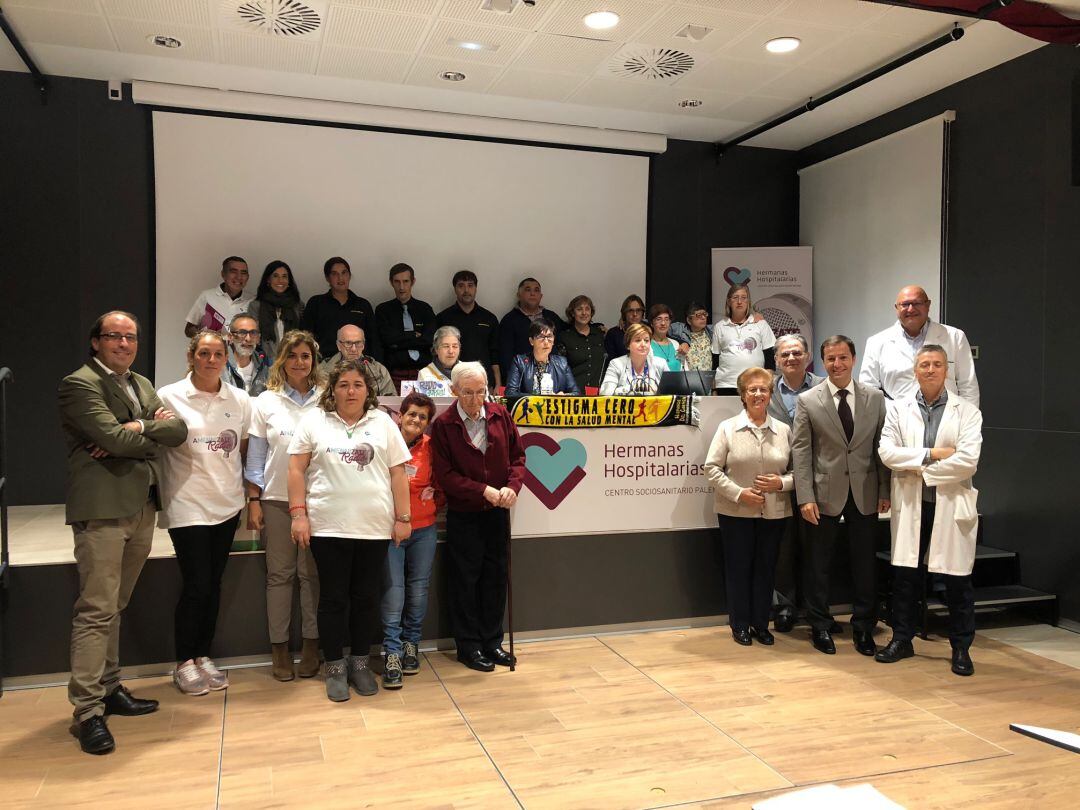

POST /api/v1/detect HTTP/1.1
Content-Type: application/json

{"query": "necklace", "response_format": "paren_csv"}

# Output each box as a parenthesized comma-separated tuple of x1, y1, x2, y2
(338, 413, 364, 438)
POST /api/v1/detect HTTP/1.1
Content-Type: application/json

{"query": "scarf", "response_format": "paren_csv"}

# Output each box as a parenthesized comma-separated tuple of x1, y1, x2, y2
(256, 289, 301, 342)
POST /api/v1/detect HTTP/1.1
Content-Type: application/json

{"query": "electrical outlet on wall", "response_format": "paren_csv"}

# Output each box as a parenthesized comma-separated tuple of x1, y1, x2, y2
(971, 345, 979, 359)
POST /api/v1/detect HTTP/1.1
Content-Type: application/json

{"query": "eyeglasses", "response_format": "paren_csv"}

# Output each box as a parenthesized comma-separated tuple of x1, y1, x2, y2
(231, 329, 260, 338)
(339, 340, 365, 349)
(533, 334, 555, 342)
(729, 295, 749, 303)
(99, 332, 138, 343)
(895, 300, 929, 310)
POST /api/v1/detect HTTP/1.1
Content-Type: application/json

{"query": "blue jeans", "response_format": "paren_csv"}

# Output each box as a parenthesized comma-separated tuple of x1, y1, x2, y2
(381, 524, 437, 656)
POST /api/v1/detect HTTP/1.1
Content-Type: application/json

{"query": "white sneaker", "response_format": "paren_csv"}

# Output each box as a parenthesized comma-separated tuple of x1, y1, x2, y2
(196, 657, 229, 691)
(174, 661, 209, 696)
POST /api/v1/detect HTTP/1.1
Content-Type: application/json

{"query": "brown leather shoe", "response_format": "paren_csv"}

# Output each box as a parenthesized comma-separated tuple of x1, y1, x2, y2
(297, 638, 321, 679)
(271, 643, 294, 682)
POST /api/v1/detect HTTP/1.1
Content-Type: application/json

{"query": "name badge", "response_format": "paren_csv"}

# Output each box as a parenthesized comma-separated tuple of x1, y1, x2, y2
(405, 463, 418, 478)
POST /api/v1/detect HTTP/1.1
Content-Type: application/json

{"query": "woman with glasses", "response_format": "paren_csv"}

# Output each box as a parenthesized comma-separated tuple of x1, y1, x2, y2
(604, 295, 646, 360)
(648, 303, 689, 372)
(248, 260, 304, 360)
(600, 323, 665, 396)
(504, 320, 579, 396)
(557, 295, 606, 392)
(712, 284, 776, 395)
(669, 302, 715, 373)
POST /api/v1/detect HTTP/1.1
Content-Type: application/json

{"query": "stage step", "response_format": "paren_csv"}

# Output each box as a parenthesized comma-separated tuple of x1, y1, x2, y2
(876, 544, 1017, 563)
(926, 584, 1057, 611)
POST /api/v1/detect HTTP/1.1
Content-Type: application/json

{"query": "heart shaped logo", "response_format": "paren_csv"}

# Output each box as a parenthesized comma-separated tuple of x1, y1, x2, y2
(520, 433, 587, 510)
(723, 266, 751, 286)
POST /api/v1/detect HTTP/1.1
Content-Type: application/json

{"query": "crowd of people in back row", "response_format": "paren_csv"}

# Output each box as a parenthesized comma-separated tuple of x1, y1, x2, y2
(60, 257, 983, 756)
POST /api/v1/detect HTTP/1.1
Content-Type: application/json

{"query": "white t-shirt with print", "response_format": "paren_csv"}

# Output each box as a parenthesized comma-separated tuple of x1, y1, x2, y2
(157, 374, 251, 529)
(248, 387, 322, 502)
(288, 407, 410, 540)
(186, 285, 254, 332)
(711, 318, 776, 388)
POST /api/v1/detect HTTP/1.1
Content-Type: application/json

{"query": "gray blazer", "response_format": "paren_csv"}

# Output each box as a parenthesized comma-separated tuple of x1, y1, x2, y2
(791, 379, 890, 517)
(767, 372, 824, 426)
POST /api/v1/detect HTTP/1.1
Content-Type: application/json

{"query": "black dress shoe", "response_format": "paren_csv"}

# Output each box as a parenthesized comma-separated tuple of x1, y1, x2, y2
(810, 629, 836, 655)
(456, 650, 495, 672)
(70, 716, 115, 755)
(731, 628, 752, 646)
(874, 638, 914, 663)
(853, 630, 877, 657)
(951, 647, 974, 676)
(103, 685, 159, 716)
(773, 610, 795, 633)
(750, 627, 775, 646)
(483, 647, 516, 667)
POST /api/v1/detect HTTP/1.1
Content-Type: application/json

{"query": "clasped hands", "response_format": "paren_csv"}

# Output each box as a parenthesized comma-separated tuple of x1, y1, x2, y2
(484, 485, 518, 509)
(85, 407, 177, 459)
(737, 473, 784, 507)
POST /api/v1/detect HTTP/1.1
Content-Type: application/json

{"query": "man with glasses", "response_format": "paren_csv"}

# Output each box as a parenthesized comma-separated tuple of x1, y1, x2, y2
(184, 256, 253, 338)
(860, 285, 979, 407)
(318, 325, 395, 396)
(224, 314, 270, 396)
(59, 311, 188, 754)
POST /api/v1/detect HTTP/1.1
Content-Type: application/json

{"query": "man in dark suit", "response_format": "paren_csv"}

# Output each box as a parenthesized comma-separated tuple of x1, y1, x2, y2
(59, 311, 188, 754)
(766, 334, 824, 632)
(792, 335, 890, 656)
(374, 263, 436, 389)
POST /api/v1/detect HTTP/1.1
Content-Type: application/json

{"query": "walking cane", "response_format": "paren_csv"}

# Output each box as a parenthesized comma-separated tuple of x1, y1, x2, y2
(506, 507, 515, 672)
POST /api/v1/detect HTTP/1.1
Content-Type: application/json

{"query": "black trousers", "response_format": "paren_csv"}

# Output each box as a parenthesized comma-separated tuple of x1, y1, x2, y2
(718, 515, 785, 631)
(802, 492, 879, 633)
(890, 501, 976, 650)
(168, 513, 240, 662)
(309, 537, 389, 661)
(445, 508, 508, 654)
(773, 493, 811, 613)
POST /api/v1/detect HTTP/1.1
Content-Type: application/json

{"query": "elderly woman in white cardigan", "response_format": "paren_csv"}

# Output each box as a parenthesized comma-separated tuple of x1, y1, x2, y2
(705, 366, 794, 647)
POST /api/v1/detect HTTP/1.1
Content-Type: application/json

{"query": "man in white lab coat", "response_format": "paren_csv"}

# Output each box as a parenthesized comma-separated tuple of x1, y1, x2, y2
(860, 285, 980, 407)
(875, 344, 983, 676)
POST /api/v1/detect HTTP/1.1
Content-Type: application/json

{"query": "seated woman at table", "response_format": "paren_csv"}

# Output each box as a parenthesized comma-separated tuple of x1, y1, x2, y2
(417, 326, 460, 387)
(649, 304, 689, 372)
(600, 323, 665, 396)
(504, 320, 579, 396)
(704, 366, 793, 647)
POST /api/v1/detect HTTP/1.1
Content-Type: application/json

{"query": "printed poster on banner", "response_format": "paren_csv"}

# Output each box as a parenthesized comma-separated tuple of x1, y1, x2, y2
(711, 246, 813, 366)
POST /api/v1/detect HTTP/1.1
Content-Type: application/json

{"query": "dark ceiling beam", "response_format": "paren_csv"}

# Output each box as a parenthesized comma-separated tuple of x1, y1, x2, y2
(0, 7, 49, 104)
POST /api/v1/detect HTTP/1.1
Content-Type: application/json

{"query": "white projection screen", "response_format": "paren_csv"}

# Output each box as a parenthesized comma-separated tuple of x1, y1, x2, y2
(152, 111, 648, 384)
(799, 113, 951, 373)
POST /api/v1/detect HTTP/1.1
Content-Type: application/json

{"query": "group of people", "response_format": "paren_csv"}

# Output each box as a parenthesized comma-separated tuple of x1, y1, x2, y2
(62, 269, 982, 758)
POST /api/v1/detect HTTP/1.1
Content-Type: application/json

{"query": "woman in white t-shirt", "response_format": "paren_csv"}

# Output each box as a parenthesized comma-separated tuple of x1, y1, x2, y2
(244, 330, 323, 682)
(287, 360, 411, 703)
(158, 330, 252, 697)
(711, 283, 776, 394)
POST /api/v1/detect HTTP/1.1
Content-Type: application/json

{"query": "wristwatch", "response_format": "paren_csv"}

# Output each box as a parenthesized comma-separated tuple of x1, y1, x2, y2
(396, 514, 412, 523)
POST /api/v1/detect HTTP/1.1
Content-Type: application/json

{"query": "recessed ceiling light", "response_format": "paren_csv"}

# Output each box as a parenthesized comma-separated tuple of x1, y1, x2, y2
(677, 99, 703, 108)
(765, 37, 800, 54)
(148, 34, 182, 49)
(440, 71, 467, 82)
(447, 38, 499, 52)
(584, 11, 620, 30)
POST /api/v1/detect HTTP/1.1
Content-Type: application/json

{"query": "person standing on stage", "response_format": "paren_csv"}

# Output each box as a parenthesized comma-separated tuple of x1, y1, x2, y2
(60, 311, 188, 754)
(860, 285, 979, 407)
(301, 256, 381, 363)
(876, 345, 982, 676)
(184, 256, 253, 337)
(375, 263, 436, 391)
(430, 362, 525, 672)
(435, 270, 502, 387)
(498, 277, 567, 378)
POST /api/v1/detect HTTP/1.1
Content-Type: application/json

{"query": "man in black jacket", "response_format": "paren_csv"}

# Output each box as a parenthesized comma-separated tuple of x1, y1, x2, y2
(436, 270, 502, 387)
(375, 263, 436, 388)
(498, 277, 566, 377)
(301, 256, 381, 362)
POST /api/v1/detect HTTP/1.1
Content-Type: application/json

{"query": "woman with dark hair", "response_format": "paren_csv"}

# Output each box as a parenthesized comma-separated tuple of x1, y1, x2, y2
(380, 391, 443, 689)
(244, 330, 323, 682)
(287, 360, 411, 702)
(669, 301, 715, 373)
(158, 330, 252, 696)
(504, 320, 579, 396)
(712, 283, 776, 395)
(604, 294, 646, 359)
(249, 261, 304, 359)
(557, 294, 606, 392)
(648, 303, 689, 372)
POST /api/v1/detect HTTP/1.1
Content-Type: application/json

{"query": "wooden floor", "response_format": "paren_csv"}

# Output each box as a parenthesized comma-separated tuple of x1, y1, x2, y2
(3, 623, 1080, 809)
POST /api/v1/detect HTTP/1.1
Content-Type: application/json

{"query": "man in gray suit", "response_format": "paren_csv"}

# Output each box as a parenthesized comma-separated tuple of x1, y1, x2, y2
(59, 311, 188, 754)
(767, 334, 824, 632)
(792, 335, 890, 656)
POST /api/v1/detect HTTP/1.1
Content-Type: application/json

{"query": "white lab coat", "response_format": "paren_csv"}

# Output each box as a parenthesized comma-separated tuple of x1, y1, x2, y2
(860, 320, 980, 408)
(878, 393, 983, 575)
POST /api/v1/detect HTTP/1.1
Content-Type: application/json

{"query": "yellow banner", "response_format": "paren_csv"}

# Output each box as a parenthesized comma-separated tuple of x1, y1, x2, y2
(508, 395, 698, 428)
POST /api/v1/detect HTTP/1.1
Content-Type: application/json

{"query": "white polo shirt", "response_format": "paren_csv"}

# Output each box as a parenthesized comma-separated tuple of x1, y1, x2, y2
(248, 386, 322, 502)
(288, 407, 410, 540)
(157, 374, 251, 529)
(711, 318, 776, 388)
(186, 285, 254, 332)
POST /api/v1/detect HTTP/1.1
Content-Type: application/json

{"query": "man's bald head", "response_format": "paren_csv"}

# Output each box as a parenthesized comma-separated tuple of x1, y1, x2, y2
(894, 285, 931, 336)
(336, 325, 366, 361)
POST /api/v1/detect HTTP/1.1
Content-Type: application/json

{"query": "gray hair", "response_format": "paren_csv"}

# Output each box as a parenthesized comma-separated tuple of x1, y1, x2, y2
(775, 333, 809, 355)
(432, 324, 461, 352)
(229, 312, 257, 331)
(915, 343, 948, 365)
(451, 361, 487, 389)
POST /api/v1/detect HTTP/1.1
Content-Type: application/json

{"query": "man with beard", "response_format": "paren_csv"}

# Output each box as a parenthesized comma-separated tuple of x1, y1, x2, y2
(224, 314, 271, 396)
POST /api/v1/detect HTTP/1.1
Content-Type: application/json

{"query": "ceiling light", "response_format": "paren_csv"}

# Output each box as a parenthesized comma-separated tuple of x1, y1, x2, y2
(148, 35, 182, 49)
(584, 11, 620, 30)
(447, 38, 499, 52)
(765, 37, 800, 54)
(677, 99, 703, 108)
(440, 71, 467, 82)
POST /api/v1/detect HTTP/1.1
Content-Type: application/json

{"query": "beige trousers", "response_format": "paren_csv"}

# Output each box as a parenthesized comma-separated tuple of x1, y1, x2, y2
(263, 500, 320, 644)
(68, 499, 156, 721)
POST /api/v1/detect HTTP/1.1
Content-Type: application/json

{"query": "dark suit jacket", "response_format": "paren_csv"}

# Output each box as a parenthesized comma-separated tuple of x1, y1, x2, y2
(430, 402, 525, 512)
(504, 354, 580, 396)
(791, 379, 889, 517)
(59, 361, 188, 523)
(374, 297, 436, 372)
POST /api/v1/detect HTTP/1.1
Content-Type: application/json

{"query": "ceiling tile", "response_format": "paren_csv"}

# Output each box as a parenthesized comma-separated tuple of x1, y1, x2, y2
(800, 29, 911, 77)
(490, 68, 587, 101)
(2, 0, 101, 11)
(421, 19, 531, 65)
(752, 64, 846, 100)
(331, 0, 440, 11)
(110, 18, 216, 60)
(512, 33, 620, 74)
(718, 18, 850, 63)
(675, 54, 786, 93)
(404, 56, 502, 91)
(324, 4, 430, 50)
(219, 30, 319, 71)
(863, 6, 961, 38)
(317, 45, 414, 81)
(568, 74, 736, 115)
(439, 0, 551, 30)
(677, 0, 791, 15)
(541, 0, 665, 42)
(2, 7, 117, 50)
(773, 0, 889, 27)
(636, 5, 760, 51)
(716, 92, 794, 122)
(101, 0, 212, 26)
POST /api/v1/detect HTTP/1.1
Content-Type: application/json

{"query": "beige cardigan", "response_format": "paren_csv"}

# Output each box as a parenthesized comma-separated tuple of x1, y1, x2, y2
(704, 411, 794, 519)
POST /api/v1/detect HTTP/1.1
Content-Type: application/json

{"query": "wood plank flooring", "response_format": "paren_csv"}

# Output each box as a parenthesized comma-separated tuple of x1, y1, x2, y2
(3, 623, 1080, 808)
